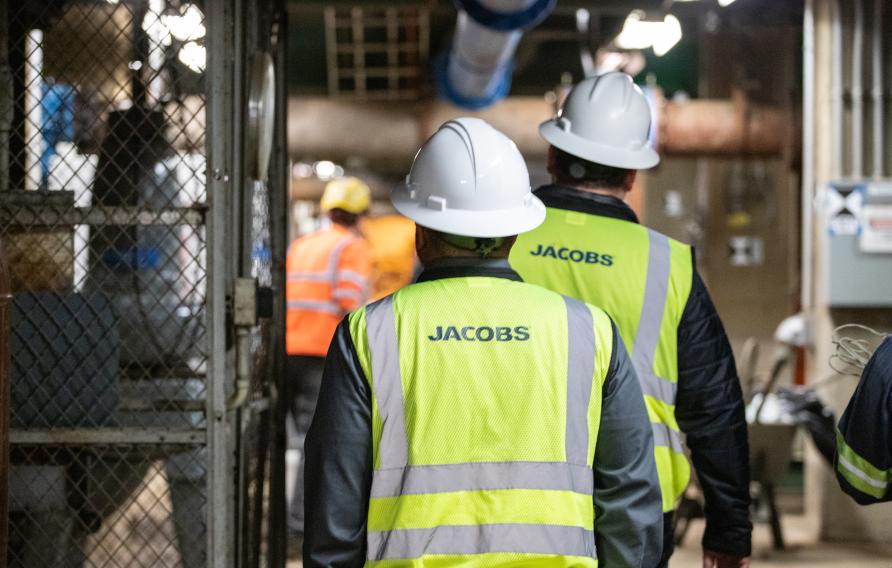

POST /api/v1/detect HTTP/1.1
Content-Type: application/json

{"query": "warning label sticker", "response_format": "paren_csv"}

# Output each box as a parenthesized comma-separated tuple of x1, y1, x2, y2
(860, 204, 892, 253)
(826, 183, 865, 236)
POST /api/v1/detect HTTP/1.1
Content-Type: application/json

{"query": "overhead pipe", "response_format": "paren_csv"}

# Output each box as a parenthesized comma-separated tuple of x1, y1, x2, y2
(286, 93, 789, 166)
(435, 0, 556, 110)
(852, 0, 864, 178)
(872, 0, 883, 178)
(655, 89, 790, 157)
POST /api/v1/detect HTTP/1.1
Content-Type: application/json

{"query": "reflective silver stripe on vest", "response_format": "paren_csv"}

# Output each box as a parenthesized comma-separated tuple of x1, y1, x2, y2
(652, 422, 685, 454)
(336, 269, 369, 288)
(287, 271, 331, 282)
(563, 296, 595, 465)
(367, 524, 596, 562)
(286, 299, 341, 314)
(287, 236, 358, 284)
(837, 454, 889, 490)
(328, 236, 357, 281)
(365, 296, 409, 468)
(332, 288, 364, 302)
(370, 461, 594, 498)
(631, 230, 678, 406)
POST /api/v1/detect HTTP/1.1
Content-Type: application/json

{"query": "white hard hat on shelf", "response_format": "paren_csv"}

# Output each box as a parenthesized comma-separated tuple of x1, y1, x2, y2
(391, 117, 545, 238)
(539, 71, 660, 170)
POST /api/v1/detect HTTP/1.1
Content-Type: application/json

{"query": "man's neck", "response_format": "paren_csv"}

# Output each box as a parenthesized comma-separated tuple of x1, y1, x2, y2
(421, 253, 508, 266)
(555, 181, 627, 202)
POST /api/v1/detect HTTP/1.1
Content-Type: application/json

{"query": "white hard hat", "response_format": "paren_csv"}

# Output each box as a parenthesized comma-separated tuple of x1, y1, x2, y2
(540, 72, 660, 170)
(391, 117, 546, 238)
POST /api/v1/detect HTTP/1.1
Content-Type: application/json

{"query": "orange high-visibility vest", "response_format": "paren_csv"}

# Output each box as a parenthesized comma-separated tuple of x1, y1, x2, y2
(286, 224, 371, 356)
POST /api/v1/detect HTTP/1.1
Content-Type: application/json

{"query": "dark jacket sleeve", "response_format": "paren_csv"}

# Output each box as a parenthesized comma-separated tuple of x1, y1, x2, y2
(303, 319, 373, 567)
(675, 266, 752, 558)
(594, 323, 664, 568)
(835, 337, 892, 505)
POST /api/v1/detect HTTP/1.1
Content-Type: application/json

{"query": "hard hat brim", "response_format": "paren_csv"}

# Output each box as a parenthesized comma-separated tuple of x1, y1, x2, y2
(540, 120, 661, 170)
(390, 182, 547, 238)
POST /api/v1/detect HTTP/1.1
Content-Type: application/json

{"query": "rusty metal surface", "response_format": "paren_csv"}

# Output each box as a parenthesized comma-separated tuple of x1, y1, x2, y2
(0, 205, 207, 228)
(0, 239, 11, 566)
(10, 428, 207, 445)
(658, 91, 789, 157)
(286, 93, 790, 171)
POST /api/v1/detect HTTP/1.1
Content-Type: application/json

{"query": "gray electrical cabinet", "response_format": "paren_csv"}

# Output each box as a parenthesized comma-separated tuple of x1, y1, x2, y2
(826, 181, 892, 307)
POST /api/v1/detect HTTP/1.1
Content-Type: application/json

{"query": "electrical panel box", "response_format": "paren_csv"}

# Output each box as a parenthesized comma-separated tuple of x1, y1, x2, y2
(826, 181, 892, 307)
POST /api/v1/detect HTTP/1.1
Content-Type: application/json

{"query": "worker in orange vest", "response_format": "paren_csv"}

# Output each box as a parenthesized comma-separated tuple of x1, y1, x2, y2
(286, 176, 372, 536)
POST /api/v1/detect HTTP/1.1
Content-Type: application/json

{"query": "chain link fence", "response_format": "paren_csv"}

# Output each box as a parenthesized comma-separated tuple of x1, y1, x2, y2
(1, 0, 285, 565)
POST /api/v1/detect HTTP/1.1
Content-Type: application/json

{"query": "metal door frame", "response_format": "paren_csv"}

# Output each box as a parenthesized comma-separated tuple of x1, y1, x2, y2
(206, 0, 238, 563)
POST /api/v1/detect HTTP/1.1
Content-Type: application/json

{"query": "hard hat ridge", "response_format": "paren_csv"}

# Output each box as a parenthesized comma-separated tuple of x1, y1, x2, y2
(440, 120, 478, 191)
(391, 117, 545, 238)
(540, 71, 660, 170)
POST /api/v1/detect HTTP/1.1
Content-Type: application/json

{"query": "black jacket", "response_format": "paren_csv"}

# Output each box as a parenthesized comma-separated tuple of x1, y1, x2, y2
(303, 259, 665, 567)
(835, 337, 892, 504)
(531, 186, 753, 558)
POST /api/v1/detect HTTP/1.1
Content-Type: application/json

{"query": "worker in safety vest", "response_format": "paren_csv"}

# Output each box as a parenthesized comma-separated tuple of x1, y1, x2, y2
(835, 336, 892, 504)
(510, 73, 752, 568)
(303, 118, 663, 567)
(285, 176, 372, 535)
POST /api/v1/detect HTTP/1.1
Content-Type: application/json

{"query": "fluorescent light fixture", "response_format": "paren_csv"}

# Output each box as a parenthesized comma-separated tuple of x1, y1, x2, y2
(652, 15, 682, 56)
(178, 41, 206, 73)
(161, 4, 206, 42)
(313, 160, 337, 180)
(615, 10, 683, 57)
(718, 0, 737, 5)
(615, 11, 652, 50)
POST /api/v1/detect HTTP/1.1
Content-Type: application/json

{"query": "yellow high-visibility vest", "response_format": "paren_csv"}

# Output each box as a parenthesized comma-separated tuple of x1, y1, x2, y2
(349, 276, 614, 566)
(511, 208, 694, 513)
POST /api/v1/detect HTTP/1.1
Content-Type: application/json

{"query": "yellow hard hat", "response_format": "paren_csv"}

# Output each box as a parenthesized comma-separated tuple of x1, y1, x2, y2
(320, 177, 371, 214)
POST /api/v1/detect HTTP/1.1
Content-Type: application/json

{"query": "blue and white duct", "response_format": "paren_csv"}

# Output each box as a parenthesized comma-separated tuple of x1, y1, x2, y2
(435, 0, 556, 110)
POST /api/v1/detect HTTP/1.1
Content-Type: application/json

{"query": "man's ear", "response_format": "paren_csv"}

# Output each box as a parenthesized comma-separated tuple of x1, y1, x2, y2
(546, 146, 557, 177)
(624, 170, 638, 192)
(414, 224, 427, 254)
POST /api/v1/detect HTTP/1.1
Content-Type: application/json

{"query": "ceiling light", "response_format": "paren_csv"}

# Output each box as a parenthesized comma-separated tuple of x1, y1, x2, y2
(178, 41, 206, 73)
(313, 160, 337, 180)
(615, 10, 683, 57)
(161, 4, 206, 42)
(718, 0, 737, 5)
(652, 15, 682, 56)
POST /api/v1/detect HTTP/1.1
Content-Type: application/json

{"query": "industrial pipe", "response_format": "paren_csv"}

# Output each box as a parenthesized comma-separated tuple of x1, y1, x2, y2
(802, 0, 816, 311)
(436, 0, 555, 110)
(872, 0, 883, 178)
(287, 94, 789, 166)
(656, 90, 790, 157)
(831, 0, 844, 177)
(852, 0, 864, 178)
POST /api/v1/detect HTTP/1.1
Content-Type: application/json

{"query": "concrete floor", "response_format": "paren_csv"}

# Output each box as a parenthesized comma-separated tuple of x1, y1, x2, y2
(287, 515, 892, 567)
(671, 516, 891, 567)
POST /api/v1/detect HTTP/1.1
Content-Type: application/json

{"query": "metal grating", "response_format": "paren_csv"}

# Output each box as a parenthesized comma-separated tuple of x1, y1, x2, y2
(324, 4, 430, 101)
(0, 0, 262, 566)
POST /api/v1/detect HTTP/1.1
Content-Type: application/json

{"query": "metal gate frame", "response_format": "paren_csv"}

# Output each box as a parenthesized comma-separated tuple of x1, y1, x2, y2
(2, 0, 286, 564)
(206, 0, 236, 563)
